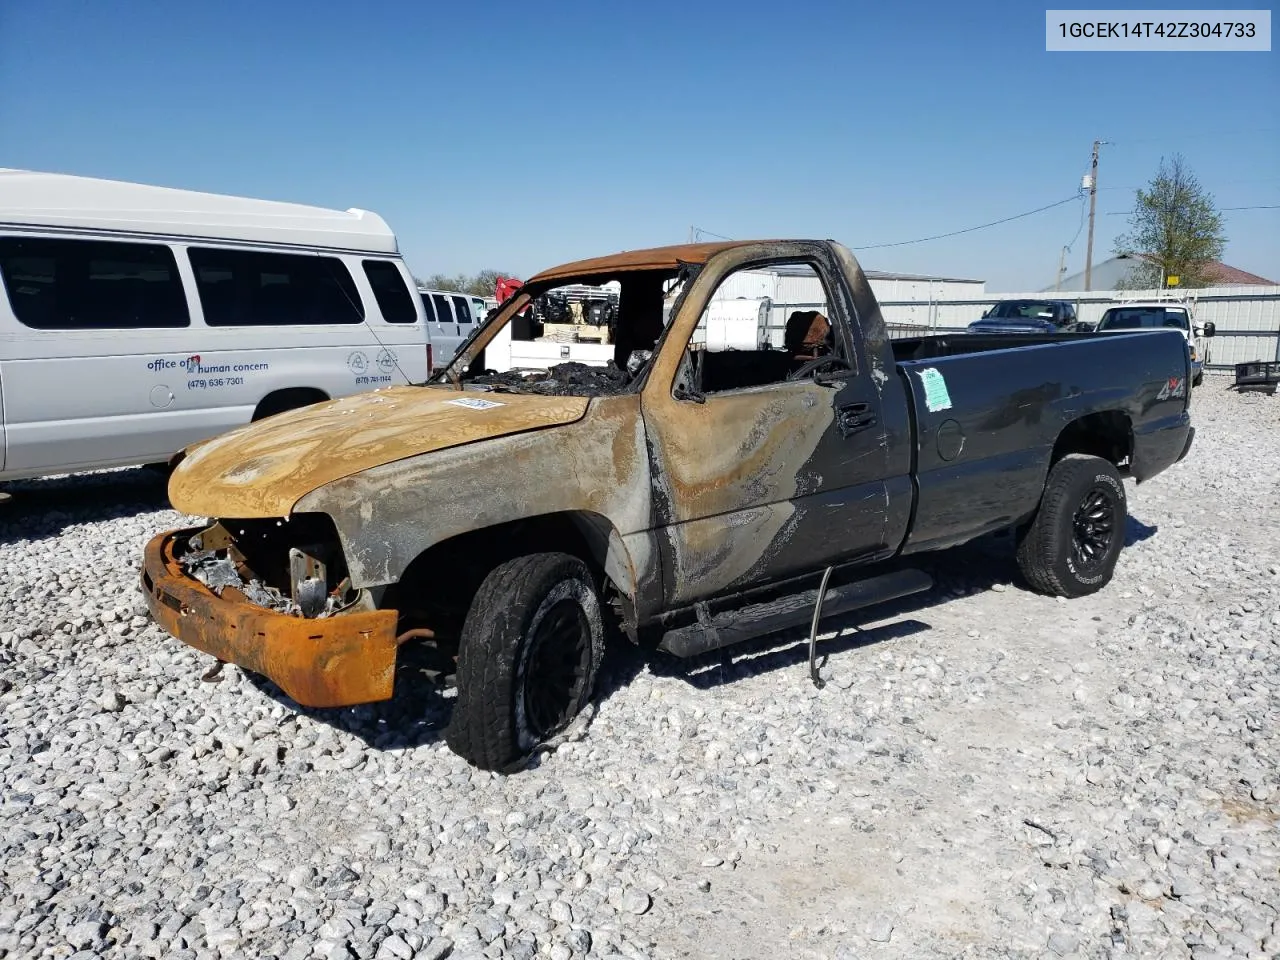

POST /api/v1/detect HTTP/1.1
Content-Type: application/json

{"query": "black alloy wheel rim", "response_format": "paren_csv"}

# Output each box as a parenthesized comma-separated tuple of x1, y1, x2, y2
(523, 600, 591, 738)
(1072, 486, 1116, 572)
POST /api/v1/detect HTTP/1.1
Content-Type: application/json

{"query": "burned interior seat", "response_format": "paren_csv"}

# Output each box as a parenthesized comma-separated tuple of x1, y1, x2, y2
(784, 310, 832, 368)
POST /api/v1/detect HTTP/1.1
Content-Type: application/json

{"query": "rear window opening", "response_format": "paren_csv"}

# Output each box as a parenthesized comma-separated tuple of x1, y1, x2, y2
(1097, 307, 1190, 331)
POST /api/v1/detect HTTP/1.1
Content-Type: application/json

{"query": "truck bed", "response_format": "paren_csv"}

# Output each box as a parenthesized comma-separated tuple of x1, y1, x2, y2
(892, 332, 1085, 362)
(888, 328, 1193, 556)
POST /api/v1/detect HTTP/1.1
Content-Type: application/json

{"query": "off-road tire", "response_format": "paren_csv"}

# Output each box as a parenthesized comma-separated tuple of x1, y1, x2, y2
(1016, 453, 1127, 598)
(445, 553, 605, 772)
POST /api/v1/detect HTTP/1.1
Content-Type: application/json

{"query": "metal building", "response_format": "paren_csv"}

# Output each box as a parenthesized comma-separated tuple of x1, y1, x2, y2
(710, 264, 985, 345)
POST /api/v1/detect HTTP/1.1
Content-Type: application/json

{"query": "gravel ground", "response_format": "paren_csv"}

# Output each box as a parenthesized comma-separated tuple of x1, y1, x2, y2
(1, 381, 1277, 960)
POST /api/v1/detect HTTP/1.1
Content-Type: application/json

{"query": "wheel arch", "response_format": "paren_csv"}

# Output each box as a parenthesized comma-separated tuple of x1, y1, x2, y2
(1050, 410, 1134, 474)
(252, 387, 331, 422)
(385, 510, 642, 638)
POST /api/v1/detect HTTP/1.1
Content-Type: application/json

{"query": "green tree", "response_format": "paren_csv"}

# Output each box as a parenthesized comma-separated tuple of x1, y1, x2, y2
(468, 269, 505, 297)
(417, 270, 513, 297)
(1114, 154, 1226, 289)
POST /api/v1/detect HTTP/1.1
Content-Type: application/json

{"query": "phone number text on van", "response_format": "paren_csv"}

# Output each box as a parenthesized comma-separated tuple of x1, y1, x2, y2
(188, 377, 246, 390)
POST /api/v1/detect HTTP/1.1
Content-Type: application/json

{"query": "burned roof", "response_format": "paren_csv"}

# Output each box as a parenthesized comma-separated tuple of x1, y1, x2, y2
(527, 240, 794, 284)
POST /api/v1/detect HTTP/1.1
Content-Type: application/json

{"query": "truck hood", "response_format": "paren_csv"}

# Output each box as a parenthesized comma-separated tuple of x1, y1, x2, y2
(167, 386, 589, 518)
(967, 318, 1059, 335)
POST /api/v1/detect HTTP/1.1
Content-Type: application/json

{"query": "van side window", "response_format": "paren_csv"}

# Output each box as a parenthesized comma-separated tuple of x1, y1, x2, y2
(431, 294, 454, 324)
(362, 260, 417, 323)
(451, 295, 473, 325)
(420, 293, 438, 323)
(190, 248, 364, 326)
(0, 237, 190, 329)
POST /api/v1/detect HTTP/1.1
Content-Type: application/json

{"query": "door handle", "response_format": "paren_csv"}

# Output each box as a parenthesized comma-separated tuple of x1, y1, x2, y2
(838, 402, 876, 434)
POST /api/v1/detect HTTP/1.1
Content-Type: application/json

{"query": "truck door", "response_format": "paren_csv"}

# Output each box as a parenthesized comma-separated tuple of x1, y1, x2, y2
(641, 243, 892, 608)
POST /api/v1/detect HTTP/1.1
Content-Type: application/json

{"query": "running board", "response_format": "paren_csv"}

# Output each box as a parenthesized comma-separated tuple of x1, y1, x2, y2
(657, 568, 933, 658)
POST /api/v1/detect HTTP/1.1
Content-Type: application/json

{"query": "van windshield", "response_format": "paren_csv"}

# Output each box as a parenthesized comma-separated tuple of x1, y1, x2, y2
(1097, 308, 1189, 332)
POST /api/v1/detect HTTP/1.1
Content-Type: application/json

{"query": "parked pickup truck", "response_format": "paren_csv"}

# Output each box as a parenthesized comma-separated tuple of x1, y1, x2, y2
(966, 298, 1081, 335)
(140, 240, 1196, 772)
(1085, 301, 1215, 386)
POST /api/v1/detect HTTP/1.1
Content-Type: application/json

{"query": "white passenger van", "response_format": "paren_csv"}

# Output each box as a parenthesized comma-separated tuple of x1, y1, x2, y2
(417, 289, 490, 370)
(0, 169, 428, 482)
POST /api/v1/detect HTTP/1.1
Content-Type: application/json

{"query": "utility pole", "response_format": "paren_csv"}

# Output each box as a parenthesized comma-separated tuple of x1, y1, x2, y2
(1083, 139, 1108, 292)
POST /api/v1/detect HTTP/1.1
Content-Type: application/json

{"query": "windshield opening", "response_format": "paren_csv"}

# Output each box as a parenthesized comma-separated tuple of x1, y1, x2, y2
(987, 300, 1059, 320)
(434, 266, 694, 397)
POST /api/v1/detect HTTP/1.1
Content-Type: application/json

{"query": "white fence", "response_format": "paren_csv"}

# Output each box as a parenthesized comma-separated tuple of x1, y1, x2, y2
(876, 286, 1280, 370)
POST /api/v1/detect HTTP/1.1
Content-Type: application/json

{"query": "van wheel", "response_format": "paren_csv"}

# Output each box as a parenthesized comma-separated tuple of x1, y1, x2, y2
(1016, 453, 1126, 598)
(445, 553, 604, 772)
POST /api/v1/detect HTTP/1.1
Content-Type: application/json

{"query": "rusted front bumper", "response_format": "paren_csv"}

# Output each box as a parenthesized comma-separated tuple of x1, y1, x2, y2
(140, 529, 399, 708)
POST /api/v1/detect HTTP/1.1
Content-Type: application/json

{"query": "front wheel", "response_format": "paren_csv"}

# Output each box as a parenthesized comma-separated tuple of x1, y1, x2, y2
(1016, 454, 1127, 598)
(445, 553, 605, 772)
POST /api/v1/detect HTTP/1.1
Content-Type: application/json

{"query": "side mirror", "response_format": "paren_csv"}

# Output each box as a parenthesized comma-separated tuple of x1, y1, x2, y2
(1075, 321, 1095, 333)
(981, 309, 991, 318)
(1201, 321, 1216, 338)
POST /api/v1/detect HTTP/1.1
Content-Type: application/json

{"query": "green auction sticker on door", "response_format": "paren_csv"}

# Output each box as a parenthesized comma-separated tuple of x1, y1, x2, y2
(918, 367, 953, 412)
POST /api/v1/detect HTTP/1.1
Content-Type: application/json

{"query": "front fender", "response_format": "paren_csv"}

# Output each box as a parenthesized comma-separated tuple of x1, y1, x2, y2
(296, 395, 654, 591)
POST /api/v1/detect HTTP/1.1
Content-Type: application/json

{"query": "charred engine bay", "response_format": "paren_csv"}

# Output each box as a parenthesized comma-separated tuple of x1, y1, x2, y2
(467, 361, 632, 397)
(177, 515, 355, 619)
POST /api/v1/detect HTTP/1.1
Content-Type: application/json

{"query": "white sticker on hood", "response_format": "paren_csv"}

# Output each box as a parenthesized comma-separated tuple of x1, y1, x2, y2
(446, 397, 506, 410)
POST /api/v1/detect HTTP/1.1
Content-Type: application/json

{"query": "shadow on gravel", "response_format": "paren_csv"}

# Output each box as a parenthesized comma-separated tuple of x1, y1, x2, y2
(244, 641, 454, 750)
(1124, 515, 1158, 546)
(0, 468, 172, 544)
(593, 512, 1158, 702)
(241, 512, 1164, 751)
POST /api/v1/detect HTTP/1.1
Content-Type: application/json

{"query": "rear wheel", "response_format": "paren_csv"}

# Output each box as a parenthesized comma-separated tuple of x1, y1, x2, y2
(445, 553, 604, 772)
(1016, 453, 1126, 598)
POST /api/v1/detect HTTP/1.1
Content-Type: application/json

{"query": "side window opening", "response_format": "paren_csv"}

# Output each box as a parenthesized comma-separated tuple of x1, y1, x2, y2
(190, 248, 364, 326)
(451, 295, 473, 325)
(0, 236, 190, 330)
(684, 262, 847, 395)
(431, 294, 454, 325)
(420, 292, 438, 323)
(362, 260, 417, 323)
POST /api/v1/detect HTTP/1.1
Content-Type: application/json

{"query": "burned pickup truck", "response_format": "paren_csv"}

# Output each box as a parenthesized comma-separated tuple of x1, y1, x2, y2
(141, 240, 1196, 771)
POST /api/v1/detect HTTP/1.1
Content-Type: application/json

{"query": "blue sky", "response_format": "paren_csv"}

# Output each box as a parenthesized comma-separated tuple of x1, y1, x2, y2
(2, 0, 1276, 290)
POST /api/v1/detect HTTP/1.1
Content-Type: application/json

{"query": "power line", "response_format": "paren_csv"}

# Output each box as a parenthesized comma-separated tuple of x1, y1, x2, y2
(1065, 193, 1088, 250)
(1100, 176, 1280, 193)
(1106, 203, 1280, 216)
(851, 195, 1080, 251)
